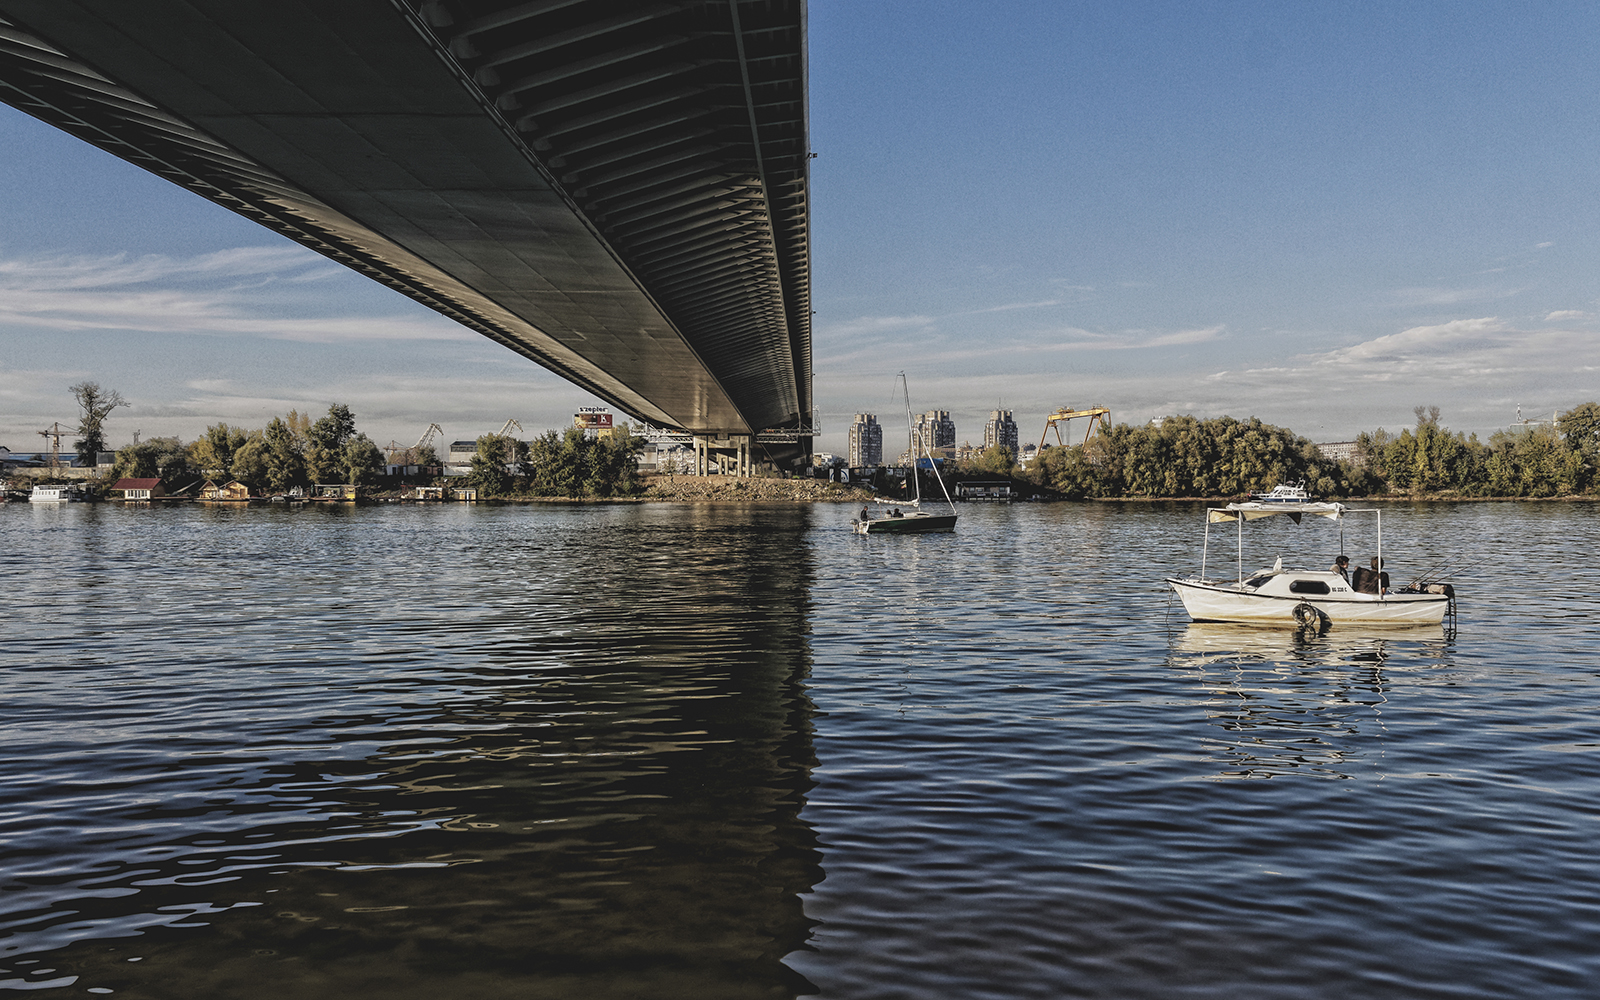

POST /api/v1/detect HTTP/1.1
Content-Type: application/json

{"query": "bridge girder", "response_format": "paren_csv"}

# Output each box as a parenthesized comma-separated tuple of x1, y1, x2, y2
(0, 0, 812, 455)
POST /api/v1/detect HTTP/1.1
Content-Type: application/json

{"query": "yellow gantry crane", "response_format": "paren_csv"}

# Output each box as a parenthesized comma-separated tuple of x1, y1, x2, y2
(1039, 406, 1111, 451)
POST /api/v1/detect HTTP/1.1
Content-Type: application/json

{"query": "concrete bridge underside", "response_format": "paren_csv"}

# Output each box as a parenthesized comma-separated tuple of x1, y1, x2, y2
(0, 0, 812, 468)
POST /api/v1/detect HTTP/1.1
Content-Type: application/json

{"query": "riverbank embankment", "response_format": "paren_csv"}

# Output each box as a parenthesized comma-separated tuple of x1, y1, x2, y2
(639, 474, 874, 502)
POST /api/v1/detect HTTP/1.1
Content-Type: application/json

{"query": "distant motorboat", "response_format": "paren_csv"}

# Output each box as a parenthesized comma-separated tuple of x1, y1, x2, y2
(1247, 481, 1315, 503)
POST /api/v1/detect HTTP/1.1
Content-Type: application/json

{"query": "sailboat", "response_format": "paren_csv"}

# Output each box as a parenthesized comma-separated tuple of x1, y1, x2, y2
(852, 374, 959, 534)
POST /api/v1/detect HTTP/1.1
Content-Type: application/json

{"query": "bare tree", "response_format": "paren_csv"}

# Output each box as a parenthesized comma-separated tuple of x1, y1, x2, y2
(70, 382, 127, 466)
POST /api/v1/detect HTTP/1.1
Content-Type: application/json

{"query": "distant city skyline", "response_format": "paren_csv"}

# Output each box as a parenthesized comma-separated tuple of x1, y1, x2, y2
(4, 2, 1599, 458)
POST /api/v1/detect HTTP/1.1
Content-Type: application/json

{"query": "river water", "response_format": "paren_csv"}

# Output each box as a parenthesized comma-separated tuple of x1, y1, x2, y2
(2, 499, 1597, 998)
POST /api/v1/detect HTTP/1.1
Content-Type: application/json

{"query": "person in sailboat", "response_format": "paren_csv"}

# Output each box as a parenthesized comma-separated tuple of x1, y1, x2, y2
(1331, 554, 1350, 584)
(860, 504, 871, 523)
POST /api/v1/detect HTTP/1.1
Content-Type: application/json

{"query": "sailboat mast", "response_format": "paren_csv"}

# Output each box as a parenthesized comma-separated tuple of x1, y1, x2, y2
(901, 373, 921, 505)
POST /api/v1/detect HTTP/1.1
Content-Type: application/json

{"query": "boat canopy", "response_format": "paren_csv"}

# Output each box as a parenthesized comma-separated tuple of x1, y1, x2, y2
(1197, 494, 1382, 585)
(1208, 501, 1347, 524)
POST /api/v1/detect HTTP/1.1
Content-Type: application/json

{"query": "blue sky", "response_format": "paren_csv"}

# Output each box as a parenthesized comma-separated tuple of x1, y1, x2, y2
(4, 1, 1599, 456)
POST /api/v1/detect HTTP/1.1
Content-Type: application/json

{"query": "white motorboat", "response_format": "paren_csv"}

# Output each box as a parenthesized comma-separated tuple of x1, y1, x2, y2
(1165, 494, 1455, 628)
(853, 374, 958, 535)
(1248, 481, 1315, 503)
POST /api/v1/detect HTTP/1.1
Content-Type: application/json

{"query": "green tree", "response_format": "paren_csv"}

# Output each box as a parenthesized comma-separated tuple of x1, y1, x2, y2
(1029, 442, 1101, 498)
(1358, 408, 1490, 496)
(306, 404, 357, 482)
(964, 446, 1017, 476)
(468, 434, 514, 496)
(342, 434, 386, 487)
(520, 425, 644, 497)
(113, 436, 193, 483)
(112, 441, 160, 479)
(191, 423, 248, 477)
(591, 425, 644, 496)
(70, 382, 126, 465)
(1559, 402, 1600, 491)
(230, 432, 269, 487)
(263, 417, 308, 493)
(1559, 402, 1600, 453)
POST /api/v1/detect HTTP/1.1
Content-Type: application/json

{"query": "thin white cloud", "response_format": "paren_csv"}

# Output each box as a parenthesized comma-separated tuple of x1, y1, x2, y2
(1390, 286, 1521, 307)
(1545, 310, 1586, 321)
(957, 299, 1062, 315)
(1147, 325, 1225, 347)
(817, 313, 936, 339)
(0, 249, 472, 343)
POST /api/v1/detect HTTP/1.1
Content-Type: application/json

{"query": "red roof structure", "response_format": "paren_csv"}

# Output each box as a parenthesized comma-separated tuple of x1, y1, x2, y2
(114, 478, 163, 490)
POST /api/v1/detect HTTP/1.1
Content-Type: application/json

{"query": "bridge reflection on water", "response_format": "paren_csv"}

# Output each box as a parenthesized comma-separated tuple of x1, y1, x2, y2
(0, 503, 821, 998)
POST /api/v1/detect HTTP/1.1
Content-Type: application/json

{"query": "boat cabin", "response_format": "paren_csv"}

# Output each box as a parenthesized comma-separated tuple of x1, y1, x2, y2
(1237, 569, 1356, 598)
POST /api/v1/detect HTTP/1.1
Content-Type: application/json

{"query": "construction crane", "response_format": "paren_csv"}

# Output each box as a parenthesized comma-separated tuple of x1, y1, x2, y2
(388, 423, 444, 465)
(1039, 406, 1111, 452)
(497, 419, 524, 465)
(37, 421, 66, 471)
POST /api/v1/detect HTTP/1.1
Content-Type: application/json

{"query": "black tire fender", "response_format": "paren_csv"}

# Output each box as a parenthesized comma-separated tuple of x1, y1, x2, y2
(1292, 602, 1321, 627)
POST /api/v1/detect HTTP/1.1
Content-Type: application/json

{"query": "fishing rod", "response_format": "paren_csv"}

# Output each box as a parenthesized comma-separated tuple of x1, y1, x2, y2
(1408, 553, 1472, 589)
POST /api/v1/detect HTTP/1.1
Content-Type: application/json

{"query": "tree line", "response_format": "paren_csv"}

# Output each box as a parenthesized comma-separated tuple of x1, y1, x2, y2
(959, 403, 1600, 499)
(101, 399, 646, 499)
(465, 426, 646, 498)
(110, 404, 392, 492)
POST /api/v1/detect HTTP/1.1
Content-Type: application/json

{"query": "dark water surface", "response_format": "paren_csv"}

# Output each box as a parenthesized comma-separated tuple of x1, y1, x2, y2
(2, 500, 1598, 998)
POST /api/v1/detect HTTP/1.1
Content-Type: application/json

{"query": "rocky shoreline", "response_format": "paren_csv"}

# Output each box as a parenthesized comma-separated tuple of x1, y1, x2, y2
(638, 474, 874, 502)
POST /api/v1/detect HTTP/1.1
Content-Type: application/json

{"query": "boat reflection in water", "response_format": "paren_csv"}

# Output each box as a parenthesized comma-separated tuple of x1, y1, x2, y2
(1167, 623, 1455, 780)
(0, 505, 821, 999)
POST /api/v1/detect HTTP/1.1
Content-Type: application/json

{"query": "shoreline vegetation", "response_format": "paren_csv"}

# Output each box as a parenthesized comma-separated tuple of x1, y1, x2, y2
(16, 398, 1600, 504)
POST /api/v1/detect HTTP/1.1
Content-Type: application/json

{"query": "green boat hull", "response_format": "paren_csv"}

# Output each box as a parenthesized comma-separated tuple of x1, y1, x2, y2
(855, 512, 958, 534)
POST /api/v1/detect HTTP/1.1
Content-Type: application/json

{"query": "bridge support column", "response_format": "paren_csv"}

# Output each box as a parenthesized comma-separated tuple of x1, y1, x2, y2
(693, 435, 755, 477)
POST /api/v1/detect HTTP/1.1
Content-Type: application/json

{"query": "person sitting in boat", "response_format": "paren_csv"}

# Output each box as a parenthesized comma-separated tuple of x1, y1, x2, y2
(1352, 557, 1389, 594)
(1331, 555, 1350, 584)
(889, 508, 903, 518)
(860, 504, 871, 522)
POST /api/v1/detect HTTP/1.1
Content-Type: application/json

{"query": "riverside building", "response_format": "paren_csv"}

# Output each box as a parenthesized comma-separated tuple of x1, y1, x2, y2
(984, 409, 1019, 453)
(848, 413, 883, 467)
(914, 410, 957, 461)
